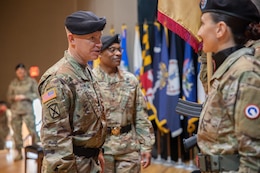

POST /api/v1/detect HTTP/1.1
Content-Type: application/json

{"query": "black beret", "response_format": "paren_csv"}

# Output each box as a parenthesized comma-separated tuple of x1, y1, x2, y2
(101, 34, 121, 51)
(65, 11, 106, 35)
(200, 0, 260, 22)
(15, 63, 26, 71)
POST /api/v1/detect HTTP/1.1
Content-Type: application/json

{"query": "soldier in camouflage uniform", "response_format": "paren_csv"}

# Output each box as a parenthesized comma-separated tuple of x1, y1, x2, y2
(198, 0, 260, 94)
(0, 101, 9, 150)
(196, 0, 260, 172)
(93, 34, 155, 173)
(7, 63, 40, 161)
(38, 11, 107, 173)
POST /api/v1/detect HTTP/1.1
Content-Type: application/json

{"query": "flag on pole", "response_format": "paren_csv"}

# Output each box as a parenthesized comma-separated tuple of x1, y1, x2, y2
(197, 61, 206, 104)
(140, 23, 156, 122)
(152, 22, 169, 133)
(152, 22, 161, 112)
(133, 25, 143, 78)
(182, 42, 198, 134)
(110, 25, 115, 36)
(120, 24, 129, 71)
(167, 32, 182, 138)
(140, 23, 153, 96)
(157, 0, 202, 52)
(154, 25, 183, 136)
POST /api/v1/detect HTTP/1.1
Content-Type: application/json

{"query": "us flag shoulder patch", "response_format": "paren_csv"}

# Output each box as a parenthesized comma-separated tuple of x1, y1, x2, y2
(42, 89, 57, 103)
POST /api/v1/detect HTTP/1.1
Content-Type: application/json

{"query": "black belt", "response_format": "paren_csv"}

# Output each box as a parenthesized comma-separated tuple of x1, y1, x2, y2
(107, 124, 132, 136)
(73, 146, 100, 158)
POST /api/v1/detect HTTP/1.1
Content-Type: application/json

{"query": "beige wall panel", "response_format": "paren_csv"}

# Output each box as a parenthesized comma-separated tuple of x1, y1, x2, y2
(0, 0, 137, 102)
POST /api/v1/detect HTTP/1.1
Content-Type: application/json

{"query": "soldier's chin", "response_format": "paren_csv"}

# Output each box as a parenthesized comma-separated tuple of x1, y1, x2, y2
(90, 54, 99, 60)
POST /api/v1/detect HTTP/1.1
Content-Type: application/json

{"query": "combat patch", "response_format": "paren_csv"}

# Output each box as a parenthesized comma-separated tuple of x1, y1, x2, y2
(244, 104, 259, 119)
(48, 103, 60, 119)
(42, 88, 57, 103)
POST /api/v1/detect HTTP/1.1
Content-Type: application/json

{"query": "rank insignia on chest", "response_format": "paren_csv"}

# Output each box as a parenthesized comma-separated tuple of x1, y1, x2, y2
(42, 88, 57, 103)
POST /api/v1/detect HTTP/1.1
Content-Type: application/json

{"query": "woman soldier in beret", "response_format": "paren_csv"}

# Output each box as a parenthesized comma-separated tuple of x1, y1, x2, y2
(196, 0, 260, 172)
(7, 63, 40, 161)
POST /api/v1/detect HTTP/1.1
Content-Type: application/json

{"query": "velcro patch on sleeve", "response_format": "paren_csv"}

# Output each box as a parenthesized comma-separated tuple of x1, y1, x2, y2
(42, 88, 57, 104)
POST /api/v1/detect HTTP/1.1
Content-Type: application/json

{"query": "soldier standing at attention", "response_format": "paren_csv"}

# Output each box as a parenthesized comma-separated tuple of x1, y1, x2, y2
(7, 63, 40, 161)
(93, 34, 155, 173)
(38, 11, 107, 173)
(196, 0, 260, 172)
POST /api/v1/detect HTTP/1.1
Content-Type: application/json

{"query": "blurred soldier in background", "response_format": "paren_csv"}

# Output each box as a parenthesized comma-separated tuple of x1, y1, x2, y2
(7, 63, 40, 161)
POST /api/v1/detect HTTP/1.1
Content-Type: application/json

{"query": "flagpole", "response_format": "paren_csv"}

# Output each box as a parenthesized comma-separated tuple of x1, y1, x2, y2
(174, 135, 185, 168)
(206, 52, 213, 92)
(153, 129, 163, 164)
(185, 133, 198, 170)
(163, 132, 175, 166)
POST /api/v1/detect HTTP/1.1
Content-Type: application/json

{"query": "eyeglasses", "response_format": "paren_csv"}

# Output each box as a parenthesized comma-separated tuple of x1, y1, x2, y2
(107, 46, 122, 53)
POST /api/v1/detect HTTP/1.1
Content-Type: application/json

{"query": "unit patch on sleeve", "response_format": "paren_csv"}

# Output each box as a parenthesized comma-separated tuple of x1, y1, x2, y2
(48, 103, 60, 119)
(244, 104, 259, 120)
(42, 88, 57, 103)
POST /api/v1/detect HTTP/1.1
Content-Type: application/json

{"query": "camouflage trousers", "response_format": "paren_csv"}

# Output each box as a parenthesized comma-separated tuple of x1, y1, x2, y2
(11, 112, 39, 149)
(104, 151, 141, 173)
(0, 115, 9, 149)
(0, 135, 7, 149)
(41, 155, 101, 173)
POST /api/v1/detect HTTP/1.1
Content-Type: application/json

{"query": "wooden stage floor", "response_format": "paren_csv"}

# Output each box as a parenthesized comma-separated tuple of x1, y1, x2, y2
(0, 149, 196, 173)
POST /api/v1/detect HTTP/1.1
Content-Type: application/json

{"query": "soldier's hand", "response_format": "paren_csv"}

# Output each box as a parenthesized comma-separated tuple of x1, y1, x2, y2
(98, 151, 105, 173)
(15, 94, 26, 101)
(141, 152, 152, 169)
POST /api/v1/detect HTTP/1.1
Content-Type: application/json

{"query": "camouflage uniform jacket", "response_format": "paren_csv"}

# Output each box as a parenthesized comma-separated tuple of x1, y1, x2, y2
(197, 47, 260, 172)
(38, 51, 107, 173)
(0, 110, 9, 149)
(200, 39, 260, 95)
(246, 39, 260, 58)
(7, 75, 39, 114)
(93, 65, 155, 155)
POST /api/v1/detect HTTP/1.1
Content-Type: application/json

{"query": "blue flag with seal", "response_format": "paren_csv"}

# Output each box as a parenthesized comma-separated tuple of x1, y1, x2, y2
(120, 24, 129, 71)
(152, 22, 168, 133)
(182, 42, 198, 134)
(167, 32, 182, 137)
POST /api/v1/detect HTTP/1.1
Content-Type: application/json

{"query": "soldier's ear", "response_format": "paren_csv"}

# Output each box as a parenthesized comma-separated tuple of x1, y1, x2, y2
(216, 21, 228, 39)
(68, 34, 75, 44)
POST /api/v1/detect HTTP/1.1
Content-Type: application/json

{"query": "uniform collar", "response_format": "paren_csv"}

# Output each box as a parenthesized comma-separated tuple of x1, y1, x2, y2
(94, 65, 123, 83)
(64, 50, 92, 81)
(212, 46, 243, 71)
(211, 47, 255, 80)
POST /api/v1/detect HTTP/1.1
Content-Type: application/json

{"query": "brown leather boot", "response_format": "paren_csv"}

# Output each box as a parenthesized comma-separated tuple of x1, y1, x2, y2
(14, 149, 23, 161)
